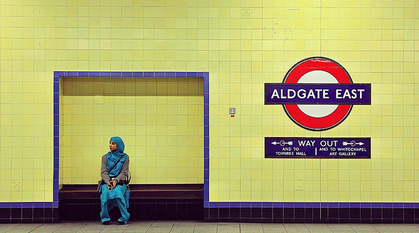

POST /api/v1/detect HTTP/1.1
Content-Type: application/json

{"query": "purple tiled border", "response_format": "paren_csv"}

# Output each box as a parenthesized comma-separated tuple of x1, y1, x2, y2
(54, 71, 210, 209)
(206, 202, 419, 209)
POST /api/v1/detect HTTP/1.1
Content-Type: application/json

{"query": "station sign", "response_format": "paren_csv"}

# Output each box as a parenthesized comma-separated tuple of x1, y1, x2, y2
(265, 83, 371, 105)
(264, 57, 371, 131)
(265, 137, 371, 158)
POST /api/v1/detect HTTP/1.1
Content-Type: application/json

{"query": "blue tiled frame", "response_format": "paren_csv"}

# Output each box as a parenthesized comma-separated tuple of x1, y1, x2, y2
(52, 71, 210, 210)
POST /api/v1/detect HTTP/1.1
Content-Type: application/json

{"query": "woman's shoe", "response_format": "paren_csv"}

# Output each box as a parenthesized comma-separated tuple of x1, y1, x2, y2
(102, 221, 110, 225)
(118, 221, 126, 225)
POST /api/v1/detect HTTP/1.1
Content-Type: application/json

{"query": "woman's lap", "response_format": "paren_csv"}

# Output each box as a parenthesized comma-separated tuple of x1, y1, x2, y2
(100, 184, 127, 206)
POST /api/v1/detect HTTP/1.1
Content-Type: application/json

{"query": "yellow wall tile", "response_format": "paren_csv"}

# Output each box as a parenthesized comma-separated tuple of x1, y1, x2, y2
(0, 0, 418, 205)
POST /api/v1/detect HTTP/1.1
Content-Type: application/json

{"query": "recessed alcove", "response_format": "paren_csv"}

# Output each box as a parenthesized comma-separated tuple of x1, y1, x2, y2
(55, 72, 208, 188)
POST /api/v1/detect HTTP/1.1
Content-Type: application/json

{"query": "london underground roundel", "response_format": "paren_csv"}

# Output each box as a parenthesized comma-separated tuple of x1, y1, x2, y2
(265, 57, 371, 131)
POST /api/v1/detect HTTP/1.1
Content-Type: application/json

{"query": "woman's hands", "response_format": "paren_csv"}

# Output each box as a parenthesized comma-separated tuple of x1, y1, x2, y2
(106, 180, 118, 190)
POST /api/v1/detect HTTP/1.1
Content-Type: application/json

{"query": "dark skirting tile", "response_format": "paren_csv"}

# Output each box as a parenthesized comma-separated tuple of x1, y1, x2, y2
(283, 218, 295, 223)
(339, 208, 350, 219)
(218, 208, 230, 219)
(174, 203, 186, 220)
(2, 207, 57, 223)
(321, 208, 328, 220)
(404, 208, 414, 222)
(0, 218, 10, 223)
(295, 208, 305, 219)
(261, 218, 273, 223)
(22, 218, 34, 223)
(11, 218, 23, 223)
(305, 208, 313, 220)
(392, 208, 403, 221)
(312, 208, 321, 223)
(251, 208, 262, 219)
(0, 208, 10, 218)
(132, 202, 146, 220)
(188, 202, 203, 220)
(327, 218, 339, 223)
(203, 208, 210, 220)
(200, 207, 419, 223)
(382, 208, 392, 221)
(45, 208, 53, 218)
(372, 208, 382, 219)
(163, 203, 175, 220)
(349, 218, 362, 223)
(230, 208, 240, 220)
(261, 208, 272, 219)
(350, 208, 361, 219)
(328, 208, 338, 220)
(11, 208, 21, 218)
(272, 208, 283, 220)
(283, 208, 294, 219)
(22, 208, 33, 218)
(361, 208, 371, 220)
(209, 208, 218, 220)
(240, 208, 251, 219)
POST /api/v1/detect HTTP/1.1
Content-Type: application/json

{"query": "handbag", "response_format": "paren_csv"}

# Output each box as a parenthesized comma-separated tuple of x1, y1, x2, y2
(122, 170, 131, 208)
(124, 186, 131, 208)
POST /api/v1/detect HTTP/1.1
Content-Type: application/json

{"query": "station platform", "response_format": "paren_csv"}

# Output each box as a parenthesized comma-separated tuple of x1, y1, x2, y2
(1, 220, 419, 233)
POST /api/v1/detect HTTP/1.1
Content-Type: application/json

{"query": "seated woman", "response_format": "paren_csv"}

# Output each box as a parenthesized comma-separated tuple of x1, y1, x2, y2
(100, 136, 130, 225)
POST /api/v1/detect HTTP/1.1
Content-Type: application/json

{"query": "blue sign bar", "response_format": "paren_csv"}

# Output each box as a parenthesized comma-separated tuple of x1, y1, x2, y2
(265, 137, 371, 158)
(265, 84, 371, 105)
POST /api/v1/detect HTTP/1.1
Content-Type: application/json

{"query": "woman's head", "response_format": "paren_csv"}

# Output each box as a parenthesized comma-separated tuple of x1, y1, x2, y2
(109, 136, 125, 154)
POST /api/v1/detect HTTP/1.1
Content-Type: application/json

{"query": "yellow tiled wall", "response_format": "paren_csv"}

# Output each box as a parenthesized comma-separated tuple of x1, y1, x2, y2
(0, 0, 417, 203)
(59, 77, 204, 184)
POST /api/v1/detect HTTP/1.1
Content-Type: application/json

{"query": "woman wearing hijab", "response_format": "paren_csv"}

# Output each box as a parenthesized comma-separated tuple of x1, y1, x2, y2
(100, 136, 130, 225)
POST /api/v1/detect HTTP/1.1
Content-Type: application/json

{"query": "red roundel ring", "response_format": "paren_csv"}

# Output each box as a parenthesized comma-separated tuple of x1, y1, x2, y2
(283, 57, 353, 131)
